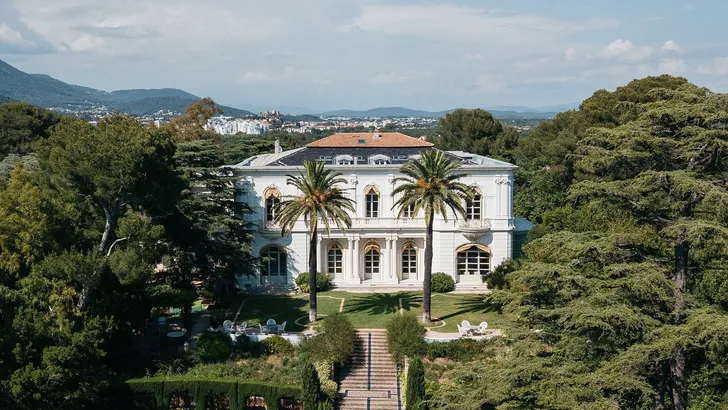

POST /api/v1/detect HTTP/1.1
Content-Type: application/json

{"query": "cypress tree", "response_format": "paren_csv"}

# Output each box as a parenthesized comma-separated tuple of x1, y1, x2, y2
(406, 357, 426, 410)
(301, 360, 321, 409)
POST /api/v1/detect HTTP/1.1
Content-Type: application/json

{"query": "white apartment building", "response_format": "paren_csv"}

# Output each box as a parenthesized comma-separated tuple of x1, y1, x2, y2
(231, 132, 530, 290)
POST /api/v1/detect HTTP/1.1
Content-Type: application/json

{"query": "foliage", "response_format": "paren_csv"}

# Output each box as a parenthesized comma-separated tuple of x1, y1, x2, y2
(430, 273, 455, 293)
(196, 331, 232, 363)
(426, 339, 493, 362)
(393, 149, 472, 322)
(301, 312, 356, 365)
(275, 160, 355, 322)
(312, 361, 337, 402)
(0, 102, 62, 157)
(406, 357, 426, 410)
(121, 378, 301, 410)
(262, 335, 295, 356)
(428, 75, 728, 409)
(295, 272, 331, 293)
(301, 361, 321, 410)
(386, 314, 426, 362)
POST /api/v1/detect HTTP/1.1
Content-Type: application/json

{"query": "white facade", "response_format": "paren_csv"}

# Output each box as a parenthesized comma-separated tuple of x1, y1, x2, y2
(231, 134, 517, 290)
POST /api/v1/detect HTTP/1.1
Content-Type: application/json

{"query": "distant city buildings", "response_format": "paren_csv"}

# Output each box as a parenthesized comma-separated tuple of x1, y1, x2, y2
(205, 116, 271, 135)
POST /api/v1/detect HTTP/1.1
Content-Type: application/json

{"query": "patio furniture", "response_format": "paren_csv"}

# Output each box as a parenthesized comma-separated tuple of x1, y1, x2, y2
(477, 321, 488, 335)
(266, 319, 278, 334)
(223, 320, 233, 334)
(236, 321, 247, 335)
(277, 321, 286, 334)
(258, 323, 267, 334)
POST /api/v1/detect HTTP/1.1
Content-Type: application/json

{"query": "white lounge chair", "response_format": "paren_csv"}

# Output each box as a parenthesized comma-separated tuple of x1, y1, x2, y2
(266, 319, 277, 334)
(277, 321, 286, 334)
(477, 321, 488, 335)
(457, 324, 467, 336)
(258, 323, 266, 334)
(237, 321, 247, 335)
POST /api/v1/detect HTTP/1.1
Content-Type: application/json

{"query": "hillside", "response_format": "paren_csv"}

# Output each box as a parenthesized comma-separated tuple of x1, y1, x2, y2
(0, 59, 252, 117)
(319, 106, 557, 119)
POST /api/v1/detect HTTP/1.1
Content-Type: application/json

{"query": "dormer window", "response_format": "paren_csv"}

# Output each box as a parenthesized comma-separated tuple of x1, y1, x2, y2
(358, 139, 366, 144)
(369, 154, 391, 165)
(335, 155, 354, 165)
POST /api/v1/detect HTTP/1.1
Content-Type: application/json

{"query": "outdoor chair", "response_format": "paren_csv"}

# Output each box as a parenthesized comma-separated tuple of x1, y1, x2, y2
(222, 320, 233, 333)
(457, 324, 468, 336)
(258, 323, 267, 334)
(277, 321, 286, 334)
(477, 321, 488, 335)
(266, 319, 277, 334)
(237, 321, 247, 335)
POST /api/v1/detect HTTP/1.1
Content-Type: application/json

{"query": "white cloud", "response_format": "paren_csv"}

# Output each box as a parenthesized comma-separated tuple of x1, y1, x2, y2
(564, 48, 577, 61)
(370, 71, 433, 84)
(696, 57, 728, 75)
(661, 40, 682, 52)
(521, 76, 575, 84)
(598, 39, 652, 61)
(240, 71, 274, 83)
(0, 22, 29, 48)
(475, 75, 506, 93)
(464, 53, 484, 62)
(349, 3, 618, 47)
(658, 59, 687, 74)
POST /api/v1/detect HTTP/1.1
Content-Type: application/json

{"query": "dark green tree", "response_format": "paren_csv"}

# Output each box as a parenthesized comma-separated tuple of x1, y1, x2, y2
(301, 360, 321, 409)
(406, 357, 426, 410)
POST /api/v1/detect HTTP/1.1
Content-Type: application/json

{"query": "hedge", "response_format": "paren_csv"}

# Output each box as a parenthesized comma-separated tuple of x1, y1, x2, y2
(119, 378, 302, 410)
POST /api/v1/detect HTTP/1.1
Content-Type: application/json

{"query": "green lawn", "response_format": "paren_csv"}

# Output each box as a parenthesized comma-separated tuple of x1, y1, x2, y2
(227, 291, 513, 333)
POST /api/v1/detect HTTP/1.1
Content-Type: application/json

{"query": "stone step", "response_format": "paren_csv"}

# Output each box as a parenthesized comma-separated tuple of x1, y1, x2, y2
(338, 397, 400, 410)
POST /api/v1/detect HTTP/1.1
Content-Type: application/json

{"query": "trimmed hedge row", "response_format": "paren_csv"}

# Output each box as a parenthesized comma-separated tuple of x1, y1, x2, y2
(119, 378, 302, 410)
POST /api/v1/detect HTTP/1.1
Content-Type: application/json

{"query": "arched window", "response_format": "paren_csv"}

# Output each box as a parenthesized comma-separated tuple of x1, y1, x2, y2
(401, 243, 417, 280)
(456, 244, 490, 276)
(335, 155, 354, 165)
(264, 189, 281, 222)
(364, 243, 380, 279)
(327, 242, 343, 276)
(369, 154, 391, 165)
(465, 187, 482, 220)
(260, 246, 287, 277)
(365, 187, 379, 218)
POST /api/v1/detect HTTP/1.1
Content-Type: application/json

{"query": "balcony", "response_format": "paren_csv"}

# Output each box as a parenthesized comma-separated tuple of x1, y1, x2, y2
(457, 218, 491, 240)
(259, 220, 283, 239)
(350, 217, 425, 229)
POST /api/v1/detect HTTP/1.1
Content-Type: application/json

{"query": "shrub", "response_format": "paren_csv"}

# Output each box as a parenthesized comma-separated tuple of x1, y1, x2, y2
(305, 312, 355, 365)
(317, 401, 335, 410)
(196, 331, 232, 363)
(301, 361, 321, 410)
(386, 314, 426, 362)
(313, 361, 337, 403)
(426, 339, 491, 362)
(405, 357, 426, 410)
(295, 272, 331, 293)
(431, 272, 455, 293)
(262, 335, 295, 356)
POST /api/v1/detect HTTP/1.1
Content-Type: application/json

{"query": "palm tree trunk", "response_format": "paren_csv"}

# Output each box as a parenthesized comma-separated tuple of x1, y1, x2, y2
(309, 229, 318, 323)
(422, 215, 434, 323)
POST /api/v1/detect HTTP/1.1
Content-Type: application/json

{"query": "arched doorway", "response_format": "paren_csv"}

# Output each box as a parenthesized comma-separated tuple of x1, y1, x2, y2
(456, 244, 491, 282)
(363, 242, 381, 281)
(401, 243, 417, 280)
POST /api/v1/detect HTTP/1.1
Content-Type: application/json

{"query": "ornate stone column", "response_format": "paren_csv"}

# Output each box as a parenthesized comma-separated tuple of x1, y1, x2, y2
(390, 237, 398, 281)
(382, 237, 390, 281)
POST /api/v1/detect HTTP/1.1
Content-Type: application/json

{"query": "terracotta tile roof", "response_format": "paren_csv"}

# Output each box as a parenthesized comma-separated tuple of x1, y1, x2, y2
(306, 132, 434, 148)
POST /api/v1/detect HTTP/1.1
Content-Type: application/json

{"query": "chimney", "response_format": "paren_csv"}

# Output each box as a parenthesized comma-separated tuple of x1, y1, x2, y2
(274, 139, 282, 154)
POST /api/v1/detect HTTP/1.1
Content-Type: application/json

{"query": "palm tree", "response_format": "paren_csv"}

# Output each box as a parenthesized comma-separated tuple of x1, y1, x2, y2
(275, 160, 355, 322)
(392, 150, 473, 323)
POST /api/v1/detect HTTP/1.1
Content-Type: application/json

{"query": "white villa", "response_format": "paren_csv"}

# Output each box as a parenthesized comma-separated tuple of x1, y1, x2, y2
(231, 132, 531, 290)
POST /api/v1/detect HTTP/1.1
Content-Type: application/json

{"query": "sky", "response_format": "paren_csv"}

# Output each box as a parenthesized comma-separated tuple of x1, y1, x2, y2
(1, 0, 728, 112)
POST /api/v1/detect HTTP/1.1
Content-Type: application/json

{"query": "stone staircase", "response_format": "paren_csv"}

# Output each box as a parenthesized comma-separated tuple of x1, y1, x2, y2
(337, 329, 401, 410)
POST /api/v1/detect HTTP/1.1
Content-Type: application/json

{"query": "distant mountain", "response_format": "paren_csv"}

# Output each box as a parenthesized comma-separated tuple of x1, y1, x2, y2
(0, 59, 253, 117)
(484, 104, 579, 113)
(319, 106, 559, 119)
(320, 107, 453, 118)
(233, 103, 316, 115)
